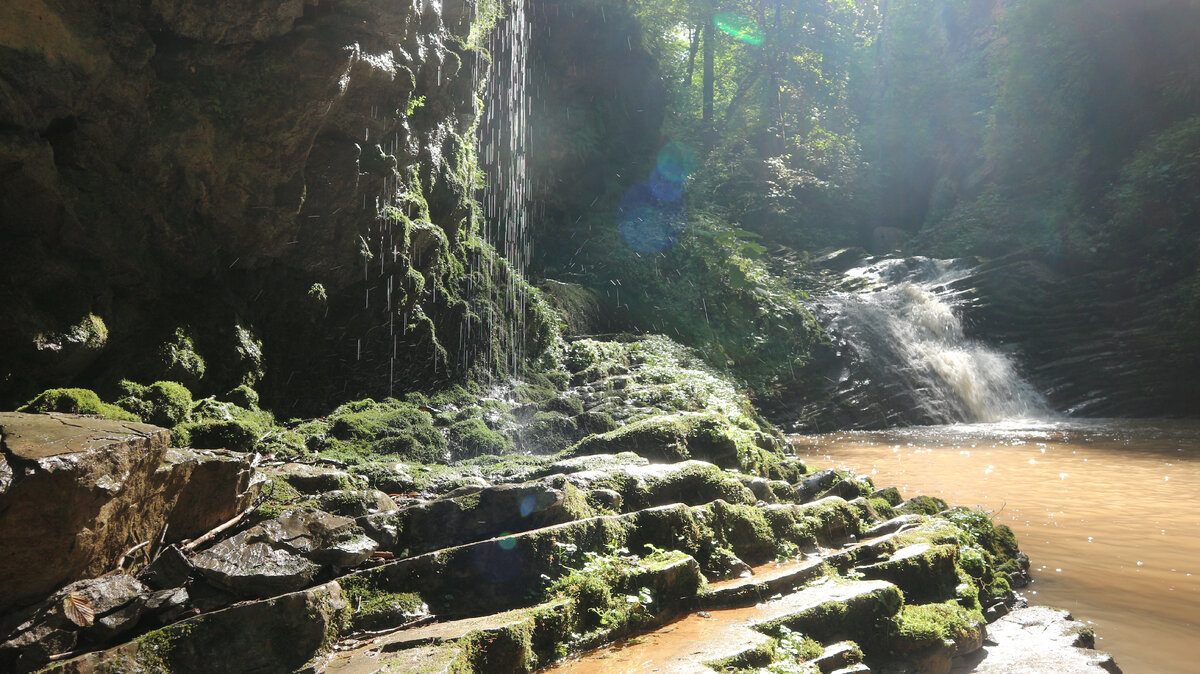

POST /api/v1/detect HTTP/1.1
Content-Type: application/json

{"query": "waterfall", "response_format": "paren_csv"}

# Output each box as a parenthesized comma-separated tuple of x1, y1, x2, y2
(813, 256, 1049, 427)
(468, 0, 531, 378)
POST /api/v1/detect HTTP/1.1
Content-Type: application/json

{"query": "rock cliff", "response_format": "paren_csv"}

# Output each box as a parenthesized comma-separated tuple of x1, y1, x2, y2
(0, 0, 547, 413)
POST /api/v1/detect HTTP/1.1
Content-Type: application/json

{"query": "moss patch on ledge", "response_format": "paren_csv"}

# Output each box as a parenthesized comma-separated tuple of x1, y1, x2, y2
(18, 388, 140, 422)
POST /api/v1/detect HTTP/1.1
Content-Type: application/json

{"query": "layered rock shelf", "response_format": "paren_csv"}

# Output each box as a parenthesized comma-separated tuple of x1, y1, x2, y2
(0, 397, 1120, 672)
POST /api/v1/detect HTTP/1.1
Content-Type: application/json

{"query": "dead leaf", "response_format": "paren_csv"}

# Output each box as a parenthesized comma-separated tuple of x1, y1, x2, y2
(62, 592, 94, 627)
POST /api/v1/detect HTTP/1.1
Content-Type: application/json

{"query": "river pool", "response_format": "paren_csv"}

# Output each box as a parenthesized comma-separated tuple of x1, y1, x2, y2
(791, 419, 1200, 674)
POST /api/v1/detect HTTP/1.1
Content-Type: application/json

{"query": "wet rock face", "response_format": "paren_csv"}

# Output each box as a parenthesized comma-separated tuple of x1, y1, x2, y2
(0, 0, 481, 408)
(0, 413, 167, 613)
(192, 508, 378, 597)
(0, 413, 257, 613)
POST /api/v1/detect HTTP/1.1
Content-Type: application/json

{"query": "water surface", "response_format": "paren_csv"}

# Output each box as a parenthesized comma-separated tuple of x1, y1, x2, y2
(791, 419, 1200, 674)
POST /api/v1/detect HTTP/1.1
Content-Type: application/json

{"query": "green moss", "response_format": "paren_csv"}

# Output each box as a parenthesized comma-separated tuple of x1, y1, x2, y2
(177, 400, 275, 452)
(887, 601, 983, 654)
(116, 380, 194, 430)
(339, 575, 428, 631)
(625, 463, 754, 511)
(448, 417, 515, 459)
(252, 477, 304, 521)
(233, 325, 265, 386)
(868, 497, 897, 521)
(896, 495, 948, 516)
(706, 501, 784, 564)
(517, 412, 580, 454)
(315, 398, 448, 463)
(222, 384, 260, 410)
(34, 313, 108, 352)
(543, 395, 584, 416)
(566, 410, 769, 471)
(158, 327, 206, 383)
(133, 621, 194, 670)
(871, 487, 903, 507)
(19, 388, 140, 422)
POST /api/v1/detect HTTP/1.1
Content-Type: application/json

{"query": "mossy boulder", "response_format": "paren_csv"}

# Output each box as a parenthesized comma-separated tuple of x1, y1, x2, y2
(304, 398, 448, 464)
(448, 417, 515, 459)
(221, 384, 260, 410)
(175, 400, 275, 453)
(516, 411, 582, 454)
(157, 327, 206, 386)
(566, 412, 767, 472)
(882, 600, 986, 669)
(115, 380, 194, 428)
(18, 388, 140, 423)
(897, 494, 949, 516)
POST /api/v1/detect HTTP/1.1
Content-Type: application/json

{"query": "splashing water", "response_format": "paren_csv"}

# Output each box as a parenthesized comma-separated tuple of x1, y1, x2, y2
(814, 257, 1049, 426)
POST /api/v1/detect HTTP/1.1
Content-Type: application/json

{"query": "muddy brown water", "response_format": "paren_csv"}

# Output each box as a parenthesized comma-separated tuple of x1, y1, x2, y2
(791, 419, 1200, 674)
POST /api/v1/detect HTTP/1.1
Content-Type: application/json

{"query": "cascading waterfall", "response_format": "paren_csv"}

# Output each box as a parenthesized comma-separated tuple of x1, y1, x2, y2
(813, 257, 1049, 427)
(464, 0, 531, 378)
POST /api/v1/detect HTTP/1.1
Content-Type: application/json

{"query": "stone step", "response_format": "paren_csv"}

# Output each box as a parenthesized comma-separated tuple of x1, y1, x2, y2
(700, 557, 828, 608)
(813, 641, 865, 673)
(744, 579, 902, 641)
(311, 600, 571, 674)
(543, 580, 901, 673)
(345, 496, 865, 621)
(698, 512, 925, 609)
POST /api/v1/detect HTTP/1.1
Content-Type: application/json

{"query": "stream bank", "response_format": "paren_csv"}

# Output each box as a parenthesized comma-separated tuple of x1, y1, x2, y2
(0, 334, 1119, 673)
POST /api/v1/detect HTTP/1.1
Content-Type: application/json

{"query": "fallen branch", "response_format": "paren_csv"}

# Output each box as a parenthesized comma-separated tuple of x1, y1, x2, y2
(347, 615, 437, 640)
(181, 505, 255, 552)
(46, 649, 84, 662)
(116, 541, 150, 572)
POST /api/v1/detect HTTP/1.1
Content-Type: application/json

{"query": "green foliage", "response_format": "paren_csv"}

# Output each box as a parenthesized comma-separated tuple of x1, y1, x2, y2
(19, 388, 140, 422)
(34, 313, 108, 352)
(545, 544, 661, 636)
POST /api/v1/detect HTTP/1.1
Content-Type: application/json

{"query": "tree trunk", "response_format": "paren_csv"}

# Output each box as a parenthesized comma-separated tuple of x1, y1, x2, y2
(686, 24, 701, 87)
(703, 16, 715, 125)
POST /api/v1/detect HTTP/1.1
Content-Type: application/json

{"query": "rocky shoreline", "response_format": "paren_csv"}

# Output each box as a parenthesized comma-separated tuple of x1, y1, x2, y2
(0, 337, 1120, 673)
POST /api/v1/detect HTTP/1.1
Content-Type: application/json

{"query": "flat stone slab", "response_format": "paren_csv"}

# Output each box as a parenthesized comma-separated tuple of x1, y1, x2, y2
(0, 411, 163, 461)
(951, 606, 1121, 673)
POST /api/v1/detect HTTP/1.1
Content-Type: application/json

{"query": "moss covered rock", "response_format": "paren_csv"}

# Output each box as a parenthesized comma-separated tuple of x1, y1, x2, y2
(116, 380, 194, 429)
(19, 388, 140, 423)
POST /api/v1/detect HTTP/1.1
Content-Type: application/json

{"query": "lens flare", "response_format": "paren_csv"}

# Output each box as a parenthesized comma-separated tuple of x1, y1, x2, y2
(655, 142, 698, 183)
(519, 493, 537, 517)
(618, 181, 684, 253)
(648, 169, 685, 202)
(714, 13, 764, 45)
